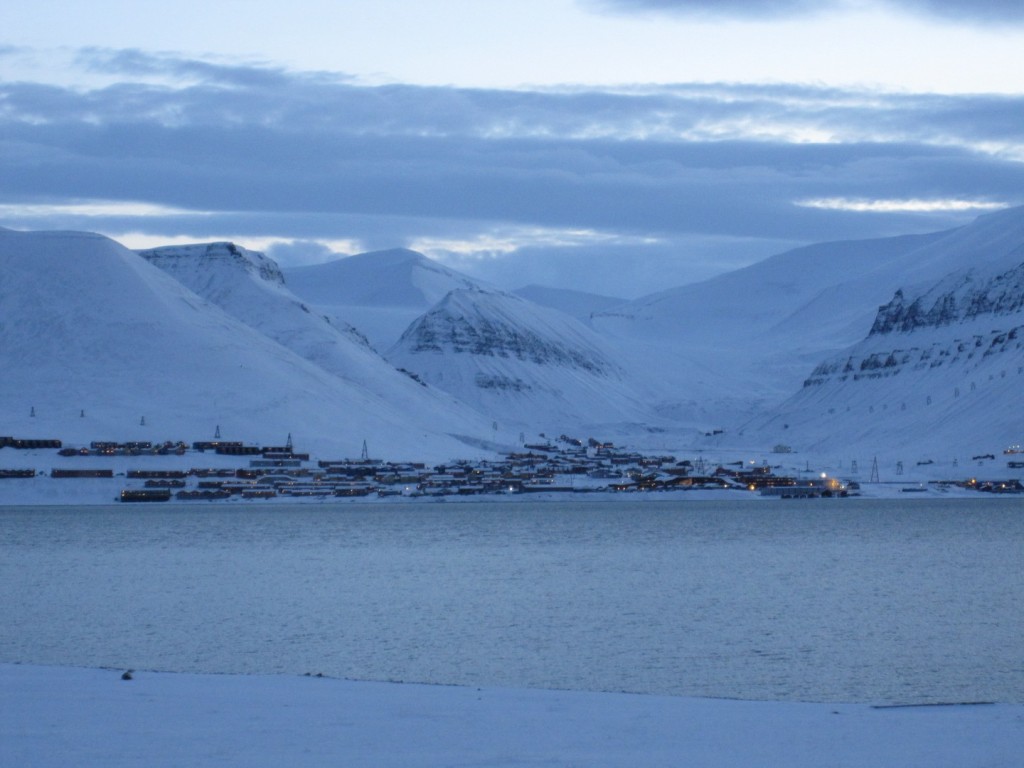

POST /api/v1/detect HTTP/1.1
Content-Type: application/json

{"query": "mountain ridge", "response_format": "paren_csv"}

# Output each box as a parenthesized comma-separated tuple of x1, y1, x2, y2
(0, 229, 492, 460)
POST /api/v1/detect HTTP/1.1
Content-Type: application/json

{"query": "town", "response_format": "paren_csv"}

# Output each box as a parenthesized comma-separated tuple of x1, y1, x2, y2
(3, 432, 1023, 502)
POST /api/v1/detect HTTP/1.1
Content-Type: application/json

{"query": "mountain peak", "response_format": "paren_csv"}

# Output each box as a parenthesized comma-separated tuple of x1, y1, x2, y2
(384, 287, 655, 430)
(285, 248, 481, 309)
(138, 241, 285, 286)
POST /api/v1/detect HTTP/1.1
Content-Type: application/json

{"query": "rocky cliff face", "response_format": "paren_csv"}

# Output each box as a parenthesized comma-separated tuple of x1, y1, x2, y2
(745, 255, 1024, 458)
(803, 326, 1024, 386)
(404, 304, 611, 375)
(394, 288, 616, 376)
(387, 288, 656, 429)
(805, 259, 1024, 387)
(869, 258, 1024, 336)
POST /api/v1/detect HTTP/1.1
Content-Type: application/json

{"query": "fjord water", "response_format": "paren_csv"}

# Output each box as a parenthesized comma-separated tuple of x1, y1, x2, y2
(1, 498, 1021, 704)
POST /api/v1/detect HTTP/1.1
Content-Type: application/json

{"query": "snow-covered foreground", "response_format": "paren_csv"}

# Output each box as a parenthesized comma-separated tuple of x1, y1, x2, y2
(2, 664, 1020, 768)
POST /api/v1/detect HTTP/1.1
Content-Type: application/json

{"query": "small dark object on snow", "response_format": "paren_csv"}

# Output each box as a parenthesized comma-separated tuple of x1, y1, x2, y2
(121, 670, 133, 681)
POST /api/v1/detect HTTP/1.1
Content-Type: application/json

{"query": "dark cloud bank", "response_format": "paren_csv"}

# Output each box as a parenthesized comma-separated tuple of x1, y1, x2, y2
(1, 49, 1022, 294)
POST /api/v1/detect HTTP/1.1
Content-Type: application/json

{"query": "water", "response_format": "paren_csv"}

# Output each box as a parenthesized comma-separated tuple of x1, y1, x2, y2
(1, 498, 1022, 704)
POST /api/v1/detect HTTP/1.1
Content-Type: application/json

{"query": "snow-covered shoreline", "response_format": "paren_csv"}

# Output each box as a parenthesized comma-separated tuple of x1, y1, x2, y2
(0, 480, 992, 506)
(3, 663, 1021, 768)
(0, 449, 1000, 506)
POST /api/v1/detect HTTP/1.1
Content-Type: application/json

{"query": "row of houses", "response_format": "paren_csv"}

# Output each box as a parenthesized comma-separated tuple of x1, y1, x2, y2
(950, 478, 1024, 494)
(108, 436, 822, 501)
(1, 436, 62, 449)
(3, 430, 850, 501)
(24, 430, 1011, 501)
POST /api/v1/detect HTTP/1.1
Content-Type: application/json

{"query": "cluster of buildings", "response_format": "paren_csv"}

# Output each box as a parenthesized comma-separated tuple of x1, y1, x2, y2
(4, 431, 1022, 501)
(2, 432, 844, 502)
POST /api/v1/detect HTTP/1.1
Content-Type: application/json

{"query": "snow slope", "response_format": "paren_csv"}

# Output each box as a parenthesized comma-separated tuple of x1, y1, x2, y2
(4, 664, 1021, 768)
(387, 287, 658, 432)
(513, 283, 628, 323)
(284, 248, 490, 350)
(139, 242, 374, 353)
(592, 206, 1024, 429)
(591, 231, 949, 416)
(0, 230, 490, 460)
(6, 207, 1024, 461)
(745, 240, 1024, 459)
(139, 241, 493, 439)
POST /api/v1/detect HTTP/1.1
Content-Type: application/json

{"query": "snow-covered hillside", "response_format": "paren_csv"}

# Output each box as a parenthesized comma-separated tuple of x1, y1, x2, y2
(387, 287, 657, 431)
(592, 206, 1024, 431)
(139, 241, 493, 439)
(140, 242, 373, 350)
(5, 206, 1024, 464)
(0, 230, 492, 460)
(591, 231, 949, 415)
(745, 248, 1024, 460)
(284, 248, 489, 350)
(512, 284, 627, 323)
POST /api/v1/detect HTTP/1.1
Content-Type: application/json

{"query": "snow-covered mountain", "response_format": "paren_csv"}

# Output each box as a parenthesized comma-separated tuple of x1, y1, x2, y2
(386, 287, 656, 431)
(140, 242, 372, 349)
(512, 284, 627, 323)
(592, 206, 1024, 430)
(591, 231, 949, 416)
(138, 241, 492, 438)
(0, 230, 492, 460)
(284, 248, 489, 350)
(743, 214, 1024, 459)
(5, 206, 1024, 463)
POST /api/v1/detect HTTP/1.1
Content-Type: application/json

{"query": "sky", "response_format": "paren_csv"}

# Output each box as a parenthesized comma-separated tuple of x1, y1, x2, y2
(2, 0, 1024, 297)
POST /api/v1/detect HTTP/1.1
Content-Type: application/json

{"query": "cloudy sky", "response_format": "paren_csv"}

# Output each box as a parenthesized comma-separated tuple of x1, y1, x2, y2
(2, 0, 1024, 296)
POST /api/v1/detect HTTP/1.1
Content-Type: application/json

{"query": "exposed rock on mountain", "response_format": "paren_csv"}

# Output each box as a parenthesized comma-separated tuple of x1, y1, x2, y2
(593, 206, 1024, 433)
(869, 259, 1024, 336)
(387, 288, 653, 430)
(746, 216, 1024, 457)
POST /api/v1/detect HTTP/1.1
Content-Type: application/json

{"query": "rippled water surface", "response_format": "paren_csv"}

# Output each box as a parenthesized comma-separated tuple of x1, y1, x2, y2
(2, 498, 1022, 703)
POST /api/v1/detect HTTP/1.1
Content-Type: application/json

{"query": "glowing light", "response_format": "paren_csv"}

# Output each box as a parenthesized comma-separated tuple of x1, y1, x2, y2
(795, 198, 1009, 213)
(411, 227, 661, 260)
(0, 200, 207, 218)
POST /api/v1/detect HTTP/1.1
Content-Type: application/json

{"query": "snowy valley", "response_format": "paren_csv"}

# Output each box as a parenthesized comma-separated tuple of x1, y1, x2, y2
(3, 207, 1024, 494)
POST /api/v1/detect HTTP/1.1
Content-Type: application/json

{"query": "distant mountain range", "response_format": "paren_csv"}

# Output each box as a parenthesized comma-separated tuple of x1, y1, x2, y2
(0, 231, 492, 460)
(3, 206, 1024, 462)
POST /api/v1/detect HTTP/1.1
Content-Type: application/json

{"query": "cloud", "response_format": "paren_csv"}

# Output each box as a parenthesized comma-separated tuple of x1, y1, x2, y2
(2, 49, 1023, 294)
(265, 239, 348, 267)
(795, 198, 1009, 213)
(586, 0, 1024, 24)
